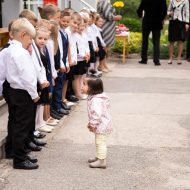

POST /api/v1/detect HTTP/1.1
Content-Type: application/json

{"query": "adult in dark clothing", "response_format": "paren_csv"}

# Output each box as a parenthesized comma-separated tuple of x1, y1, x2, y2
(137, 0, 167, 65)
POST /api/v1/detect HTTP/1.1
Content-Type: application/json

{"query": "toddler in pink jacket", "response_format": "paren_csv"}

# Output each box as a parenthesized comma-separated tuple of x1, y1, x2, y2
(82, 77, 112, 169)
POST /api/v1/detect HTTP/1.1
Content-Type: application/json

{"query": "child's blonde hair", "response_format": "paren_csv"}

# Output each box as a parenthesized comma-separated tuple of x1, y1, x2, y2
(10, 18, 36, 38)
(71, 12, 82, 23)
(19, 9, 38, 22)
(37, 19, 51, 31)
(49, 20, 59, 55)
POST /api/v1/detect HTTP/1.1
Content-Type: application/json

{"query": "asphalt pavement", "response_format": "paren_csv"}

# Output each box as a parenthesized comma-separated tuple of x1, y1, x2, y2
(0, 58, 190, 190)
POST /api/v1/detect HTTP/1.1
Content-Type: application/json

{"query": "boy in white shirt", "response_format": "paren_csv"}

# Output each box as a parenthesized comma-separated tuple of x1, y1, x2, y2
(3, 18, 40, 170)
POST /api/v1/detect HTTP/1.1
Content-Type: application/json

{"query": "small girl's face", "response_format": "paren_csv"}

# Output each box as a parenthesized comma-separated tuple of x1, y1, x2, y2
(95, 18, 104, 28)
(81, 78, 89, 95)
(70, 19, 79, 32)
(35, 30, 49, 49)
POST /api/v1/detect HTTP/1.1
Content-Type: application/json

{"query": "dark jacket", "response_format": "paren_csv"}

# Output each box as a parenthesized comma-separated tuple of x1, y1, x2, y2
(137, 0, 167, 30)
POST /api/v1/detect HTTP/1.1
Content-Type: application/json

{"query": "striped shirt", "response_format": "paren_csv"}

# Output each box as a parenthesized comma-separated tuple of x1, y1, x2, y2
(168, 0, 189, 23)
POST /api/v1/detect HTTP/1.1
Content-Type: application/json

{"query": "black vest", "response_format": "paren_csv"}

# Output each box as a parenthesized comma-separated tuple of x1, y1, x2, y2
(59, 31, 69, 66)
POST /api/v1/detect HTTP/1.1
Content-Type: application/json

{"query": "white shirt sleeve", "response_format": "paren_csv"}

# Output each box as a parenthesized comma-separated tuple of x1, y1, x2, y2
(0, 49, 7, 96)
(46, 40, 57, 79)
(58, 32, 66, 69)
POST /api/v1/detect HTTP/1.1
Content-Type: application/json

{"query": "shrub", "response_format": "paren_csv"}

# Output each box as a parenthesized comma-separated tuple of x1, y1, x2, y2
(120, 17, 141, 32)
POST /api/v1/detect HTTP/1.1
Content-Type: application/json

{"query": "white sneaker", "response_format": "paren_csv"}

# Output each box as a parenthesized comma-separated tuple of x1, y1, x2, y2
(66, 101, 77, 106)
(38, 125, 52, 133)
(46, 120, 58, 126)
(46, 125, 55, 130)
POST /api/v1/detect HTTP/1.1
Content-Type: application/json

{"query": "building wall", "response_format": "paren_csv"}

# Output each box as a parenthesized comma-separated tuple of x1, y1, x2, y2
(2, 0, 20, 27)
(1, 0, 97, 27)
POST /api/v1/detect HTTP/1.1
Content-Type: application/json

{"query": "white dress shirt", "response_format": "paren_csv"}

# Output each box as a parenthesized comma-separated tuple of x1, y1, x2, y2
(86, 25, 98, 50)
(46, 39, 57, 79)
(59, 28, 69, 68)
(0, 45, 10, 96)
(31, 41, 47, 84)
(5, 40, 38, 100)
(96, 26, 106, 47)
(66, 27, 78, 65)
(75, 32, 88, 61)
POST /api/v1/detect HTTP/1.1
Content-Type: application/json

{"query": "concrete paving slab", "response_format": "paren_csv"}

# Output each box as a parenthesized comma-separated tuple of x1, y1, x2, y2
(1, 58, 190, 189)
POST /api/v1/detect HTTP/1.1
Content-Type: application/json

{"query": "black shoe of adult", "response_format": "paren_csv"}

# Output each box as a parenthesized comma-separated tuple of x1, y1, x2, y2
(33, 132, 46, 139)
(67, 95, 79, 102)
(27, 156, 38, 163)
(27, 142, 42, 151)
(154, 62, 161, 66)
(61, 102, 71, 110)
(57, 108, 70, 115)
(33, 138, 47, 146)
(50, 111, 63, 120)
(138, 60, 147, 64)
(13, 160, 39, 170)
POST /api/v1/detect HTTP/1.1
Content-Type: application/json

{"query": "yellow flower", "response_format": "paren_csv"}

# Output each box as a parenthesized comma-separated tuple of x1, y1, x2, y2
(113, 1, 125, 8)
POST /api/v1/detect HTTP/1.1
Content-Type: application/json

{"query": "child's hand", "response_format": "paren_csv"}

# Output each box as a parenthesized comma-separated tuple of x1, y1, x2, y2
(87, 124, 96, 132)
(40, 81, 49, 89)
(33, 96, 40, 103)
(60, 67, 66, 73)
(66, 67, 70, 73)
(96, 47, 99, 52)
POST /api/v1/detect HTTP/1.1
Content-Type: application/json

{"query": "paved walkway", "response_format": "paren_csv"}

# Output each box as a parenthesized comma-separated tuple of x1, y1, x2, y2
(0, 58, 190, 190)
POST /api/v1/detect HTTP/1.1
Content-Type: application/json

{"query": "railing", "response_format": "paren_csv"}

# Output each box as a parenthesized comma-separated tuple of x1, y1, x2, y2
(68, 0, 96, 12)
(79, 0, 96, 11)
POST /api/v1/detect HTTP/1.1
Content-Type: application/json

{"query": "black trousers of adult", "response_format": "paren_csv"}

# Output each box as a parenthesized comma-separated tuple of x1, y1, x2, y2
(141, 27, 161, 64)
(9, 87, 35, 164)
(2, 81, 14, 156)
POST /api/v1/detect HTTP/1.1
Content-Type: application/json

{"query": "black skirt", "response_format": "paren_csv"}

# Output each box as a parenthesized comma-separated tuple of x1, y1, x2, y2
(168, 20, 187, 42)
(96, 37, 106, 61)
(74, 60, 87, 75)
(37, 84, 50, 105)
(88, 41, 97, 63)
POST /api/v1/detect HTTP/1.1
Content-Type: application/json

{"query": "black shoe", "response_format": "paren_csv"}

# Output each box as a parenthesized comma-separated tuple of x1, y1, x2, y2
(138, 60, 147, 64)
(51, 109, 64, 117)
(57, 108, 70, 115)
(67, 95, 79, 102)
(32, 138, 47, 146)
(27, 156, 38, 163)
(27, 142, 42, 151)
(61, 102, 71, 110)
(13, 160, 39, 170)
(154, 62, 161, 66)
(50, 111, 62, 120)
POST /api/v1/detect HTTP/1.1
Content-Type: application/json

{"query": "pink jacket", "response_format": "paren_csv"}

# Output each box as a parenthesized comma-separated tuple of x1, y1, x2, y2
(87, 93, 112, 134)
